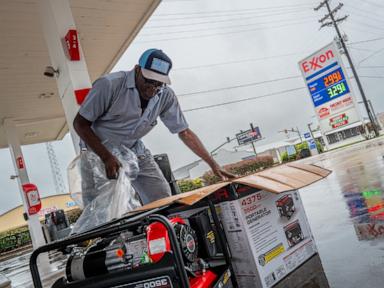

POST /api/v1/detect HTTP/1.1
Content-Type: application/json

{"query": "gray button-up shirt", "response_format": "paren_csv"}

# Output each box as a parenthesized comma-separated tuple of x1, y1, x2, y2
(78, 69, 189, 155)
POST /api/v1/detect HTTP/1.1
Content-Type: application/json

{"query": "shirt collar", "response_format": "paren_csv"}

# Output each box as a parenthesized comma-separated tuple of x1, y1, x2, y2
(125, 69, 136, 88)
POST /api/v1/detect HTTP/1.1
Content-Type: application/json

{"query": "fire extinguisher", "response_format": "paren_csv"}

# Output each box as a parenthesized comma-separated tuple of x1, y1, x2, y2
(22, 184, 42, 215)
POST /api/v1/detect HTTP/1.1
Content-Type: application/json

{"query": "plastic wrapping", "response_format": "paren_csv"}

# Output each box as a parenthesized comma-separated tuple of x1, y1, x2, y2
(70, 145, 141, 234)
(68, 155, 83, 208)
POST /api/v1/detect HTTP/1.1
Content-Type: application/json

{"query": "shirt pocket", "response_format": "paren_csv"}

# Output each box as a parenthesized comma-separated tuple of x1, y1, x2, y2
(134, 118, 158, 137)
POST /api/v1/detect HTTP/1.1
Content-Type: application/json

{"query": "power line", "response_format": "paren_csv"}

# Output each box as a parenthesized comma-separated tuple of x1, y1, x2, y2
(180, 74, 382, 113)
(152, 7, 313, 21)
(182, 87, 306, 113)
(178, 75, 302, 97)
(346, 2, 384, 20)
(361, 0, 384, 8)
(154, 3, 314, 17)
(344, 6, 384, 26)
(349, 19, 384, 33)
(360, 75, 384, 79)
(141, 15, 314, 37)
(349, 36, 384, 45)
(357, 47, 384, 67)
(145, 9, 310, 29)
(345, 23, 384, 37)
(359, 66, 384, 68)
(174, 52, 306, 71)
(136, 19, 314, 43)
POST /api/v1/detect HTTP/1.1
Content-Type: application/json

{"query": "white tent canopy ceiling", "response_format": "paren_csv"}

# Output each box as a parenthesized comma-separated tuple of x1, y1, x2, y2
(0, 0, 160, 148)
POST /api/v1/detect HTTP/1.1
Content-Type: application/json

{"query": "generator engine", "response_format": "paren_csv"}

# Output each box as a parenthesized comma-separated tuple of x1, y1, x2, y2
(55, 212, 226, 288)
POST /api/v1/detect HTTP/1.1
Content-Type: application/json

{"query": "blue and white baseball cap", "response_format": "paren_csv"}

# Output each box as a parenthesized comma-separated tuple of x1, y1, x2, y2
(138, 49, 172, 84)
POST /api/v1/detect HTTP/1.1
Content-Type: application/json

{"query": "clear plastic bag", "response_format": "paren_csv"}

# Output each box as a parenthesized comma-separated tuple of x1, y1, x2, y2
(68, 155, 83, 208)
(70, 145, 141, 234)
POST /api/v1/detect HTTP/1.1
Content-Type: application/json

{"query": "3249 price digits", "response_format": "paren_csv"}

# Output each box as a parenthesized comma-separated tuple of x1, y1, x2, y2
(327, 82, 346, 98)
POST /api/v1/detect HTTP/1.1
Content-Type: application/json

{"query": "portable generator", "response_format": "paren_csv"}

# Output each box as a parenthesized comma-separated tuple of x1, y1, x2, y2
(275, 194, 295, 219)
(284, 220, 304, 248)
(30, 204, 235, 288)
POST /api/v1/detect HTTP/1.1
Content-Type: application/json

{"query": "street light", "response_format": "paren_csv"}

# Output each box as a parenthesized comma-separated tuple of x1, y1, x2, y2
(210, 136, 236, 156)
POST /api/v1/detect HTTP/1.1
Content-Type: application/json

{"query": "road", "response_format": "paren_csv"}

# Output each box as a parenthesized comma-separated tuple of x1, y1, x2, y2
(299, 137, 384, 288)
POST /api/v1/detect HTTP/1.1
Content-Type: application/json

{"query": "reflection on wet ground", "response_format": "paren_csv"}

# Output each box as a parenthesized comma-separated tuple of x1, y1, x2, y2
(300, 137, 384, 288)
(1, 138, 384, 287)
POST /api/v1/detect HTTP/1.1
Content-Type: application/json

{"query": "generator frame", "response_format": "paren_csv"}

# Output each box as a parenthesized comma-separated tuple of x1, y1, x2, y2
(29, 199, 237, 288)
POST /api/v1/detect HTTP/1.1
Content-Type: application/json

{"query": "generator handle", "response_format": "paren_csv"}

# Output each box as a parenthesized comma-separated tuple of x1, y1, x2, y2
(148, 214, 190, 288)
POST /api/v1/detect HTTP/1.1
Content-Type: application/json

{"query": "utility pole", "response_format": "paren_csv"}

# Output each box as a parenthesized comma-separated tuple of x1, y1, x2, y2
(308, 123, 321, 153)
(250, 123, 258, 157)
(307, 123, 315, 141)
(279, 128, 302, 143)
(315, 0, 379, 137)
(296, 127, 303, 143)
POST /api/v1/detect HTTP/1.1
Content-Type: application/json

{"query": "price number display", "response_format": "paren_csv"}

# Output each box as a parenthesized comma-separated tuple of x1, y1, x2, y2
(307, 67, 350, 107)
(324, 70, 348, 98)
(324, 70, 342, 87)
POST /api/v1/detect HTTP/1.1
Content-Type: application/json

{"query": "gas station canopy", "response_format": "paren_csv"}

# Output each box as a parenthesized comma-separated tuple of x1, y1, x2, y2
(0, 0, 160, 148)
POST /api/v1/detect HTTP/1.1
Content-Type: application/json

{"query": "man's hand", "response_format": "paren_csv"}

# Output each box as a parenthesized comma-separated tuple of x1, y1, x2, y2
(178, 129, 237, 181)
(211, 164, 237, 181)
(74, 113, 122, 179)
(103, 154, 122, 179)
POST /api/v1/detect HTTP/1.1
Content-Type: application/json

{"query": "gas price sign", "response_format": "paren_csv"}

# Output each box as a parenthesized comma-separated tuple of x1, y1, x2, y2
(307, 66, 350, 107)
(299, 41, 360, 133)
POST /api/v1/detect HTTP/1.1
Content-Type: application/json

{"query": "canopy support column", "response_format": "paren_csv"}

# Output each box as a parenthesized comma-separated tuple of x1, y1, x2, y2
(39, 0, 93, 154)
(4, 119, 46, 249)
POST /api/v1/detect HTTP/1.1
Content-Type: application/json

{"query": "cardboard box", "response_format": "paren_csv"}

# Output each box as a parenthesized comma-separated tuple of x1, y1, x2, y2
(129, 163, 331, 288)
(216, 185, 317, 288)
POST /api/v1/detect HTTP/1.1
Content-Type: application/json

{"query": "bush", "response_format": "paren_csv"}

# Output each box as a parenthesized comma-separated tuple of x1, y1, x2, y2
(0, 208, 82, 253)
(66, 208, 82, 224)
(202, 155, 274, 185)
(177, 178, 204, 193)
(281, 151, 296, 163)
(295, 141, 309, 151)
(0, 226, 31, 253)
(316, 140, 323, 153)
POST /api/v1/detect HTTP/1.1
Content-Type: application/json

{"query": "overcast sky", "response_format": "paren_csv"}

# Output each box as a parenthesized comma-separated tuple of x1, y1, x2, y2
(1, 0, 384, 214)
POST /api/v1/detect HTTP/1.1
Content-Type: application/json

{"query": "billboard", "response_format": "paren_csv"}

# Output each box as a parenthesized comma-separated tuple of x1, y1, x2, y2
(299, 42, 360, 134)
(236, 127, 262, 146)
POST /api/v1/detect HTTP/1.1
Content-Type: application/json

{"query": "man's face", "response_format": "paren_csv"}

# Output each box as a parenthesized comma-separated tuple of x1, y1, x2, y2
(135, 66, 165, 101)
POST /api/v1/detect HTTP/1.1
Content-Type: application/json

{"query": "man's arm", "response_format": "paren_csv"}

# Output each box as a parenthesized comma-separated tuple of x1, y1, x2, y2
(178, 128, 235, 180)
(73, 113, 121, 179)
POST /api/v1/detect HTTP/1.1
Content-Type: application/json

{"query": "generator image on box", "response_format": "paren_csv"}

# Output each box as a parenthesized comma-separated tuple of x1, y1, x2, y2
(284, 220, 304, 248)
(275, 194, 295, 220)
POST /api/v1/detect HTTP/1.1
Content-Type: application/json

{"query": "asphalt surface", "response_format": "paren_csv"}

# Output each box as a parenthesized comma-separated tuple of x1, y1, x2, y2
(1, 137, 384, 287)
(299, 137, 384, 288)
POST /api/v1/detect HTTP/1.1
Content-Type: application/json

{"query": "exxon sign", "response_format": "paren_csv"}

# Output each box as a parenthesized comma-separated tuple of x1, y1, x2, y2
(299, 43, 337, 78)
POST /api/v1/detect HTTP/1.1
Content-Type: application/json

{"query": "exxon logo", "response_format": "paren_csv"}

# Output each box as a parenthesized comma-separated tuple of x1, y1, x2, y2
(302, 49, 335, 73)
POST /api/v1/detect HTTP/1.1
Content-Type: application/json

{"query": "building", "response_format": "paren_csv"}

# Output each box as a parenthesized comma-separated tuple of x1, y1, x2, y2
(0, 194, 78, 233)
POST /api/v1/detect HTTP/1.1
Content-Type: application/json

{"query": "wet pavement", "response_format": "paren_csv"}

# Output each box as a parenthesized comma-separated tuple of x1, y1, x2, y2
(1, 137, 384, 287)
(299, 137, 384, 288)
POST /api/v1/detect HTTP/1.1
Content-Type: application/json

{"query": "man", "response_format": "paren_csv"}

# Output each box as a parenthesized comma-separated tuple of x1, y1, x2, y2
(74, 49, 235, 206)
